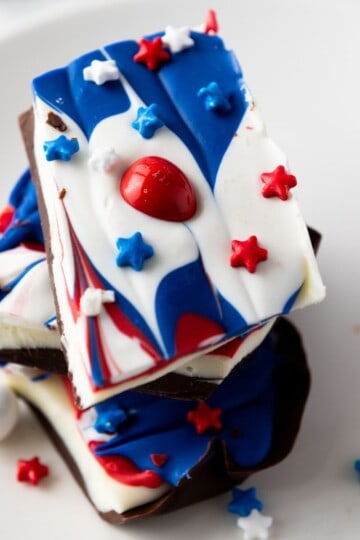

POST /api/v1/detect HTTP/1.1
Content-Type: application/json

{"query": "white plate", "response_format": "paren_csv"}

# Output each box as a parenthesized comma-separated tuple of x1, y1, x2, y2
(0, 0, 360, 538)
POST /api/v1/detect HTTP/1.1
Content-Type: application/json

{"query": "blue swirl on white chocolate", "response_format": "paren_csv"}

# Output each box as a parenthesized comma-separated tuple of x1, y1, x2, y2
(93, 325, 302, 486)
(0, 258, 44, 303)
(0, 169, 43, 251)
(0, 170, 46, 302)
(33, 32, 246, 189)
(155, 260, 247, 357)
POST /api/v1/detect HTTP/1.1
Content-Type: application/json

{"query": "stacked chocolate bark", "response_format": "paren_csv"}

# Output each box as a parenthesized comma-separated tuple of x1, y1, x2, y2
(0, 15, 324, 522)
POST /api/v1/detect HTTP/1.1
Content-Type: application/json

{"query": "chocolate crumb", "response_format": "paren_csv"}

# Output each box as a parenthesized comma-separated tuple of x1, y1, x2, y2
(59, 188, 67, 199)
(47, 112, 67, 132)
(230, 427, 242, 438)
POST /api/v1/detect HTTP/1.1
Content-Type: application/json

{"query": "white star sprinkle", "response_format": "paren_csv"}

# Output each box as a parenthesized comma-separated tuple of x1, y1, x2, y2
(88, 147, 120, 173)
(78, 409, 112, 444)
(77, 408, 97, 431)
(162, 25, 194, 54)
(237, 509, 273, 540)
(80, 288, 115, 317)
(83, 59, 120, 85)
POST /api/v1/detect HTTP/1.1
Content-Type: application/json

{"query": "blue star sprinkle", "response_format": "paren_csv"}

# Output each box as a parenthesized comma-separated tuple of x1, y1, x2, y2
(227, 487, 264, 517)
(132, 103, 164, 139)
(43, 135, 80, 161)
(197, 81, 232, 113)
(94, 406, 128, 434)
(116, 232, 154, 271)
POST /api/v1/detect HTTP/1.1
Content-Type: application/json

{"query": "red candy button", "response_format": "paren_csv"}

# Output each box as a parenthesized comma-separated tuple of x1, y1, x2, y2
(120, 156, 197, 222)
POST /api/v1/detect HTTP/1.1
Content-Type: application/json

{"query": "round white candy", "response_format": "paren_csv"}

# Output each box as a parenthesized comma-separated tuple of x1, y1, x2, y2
(0, 383, 19, 441)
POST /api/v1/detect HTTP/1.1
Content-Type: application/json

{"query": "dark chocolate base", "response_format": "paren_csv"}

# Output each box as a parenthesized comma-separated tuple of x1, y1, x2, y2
(23, 317, 309, 524)
(0, 347, 65, 374)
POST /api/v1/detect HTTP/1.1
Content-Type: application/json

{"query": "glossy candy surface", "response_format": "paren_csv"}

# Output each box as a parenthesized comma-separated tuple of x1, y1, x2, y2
(120, 156, 197, 222)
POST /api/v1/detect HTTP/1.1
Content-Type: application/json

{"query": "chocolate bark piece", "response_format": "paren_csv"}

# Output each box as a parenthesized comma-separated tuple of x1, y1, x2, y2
(26, 27, 324, 409)
(21, 317, 310, 524)
(18, 108, 320, 401)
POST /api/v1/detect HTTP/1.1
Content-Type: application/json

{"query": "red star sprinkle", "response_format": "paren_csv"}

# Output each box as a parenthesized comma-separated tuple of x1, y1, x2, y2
(17, 457, 49, 486)
(0, 204, 15, 233)
(150, 453, 168, 467)
(187, 401, 222, 434)
(204, 9, 219, 34)
(260, 165, 297, 201)
(133, 37, 171, 71)
(230, 236, 268, 273)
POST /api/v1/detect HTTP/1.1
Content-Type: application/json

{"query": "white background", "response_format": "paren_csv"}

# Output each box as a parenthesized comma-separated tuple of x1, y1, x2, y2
(0, 0, 360, 538)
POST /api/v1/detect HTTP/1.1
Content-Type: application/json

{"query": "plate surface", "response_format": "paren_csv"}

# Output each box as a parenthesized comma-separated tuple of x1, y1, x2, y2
(1, 0, 360, 538)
